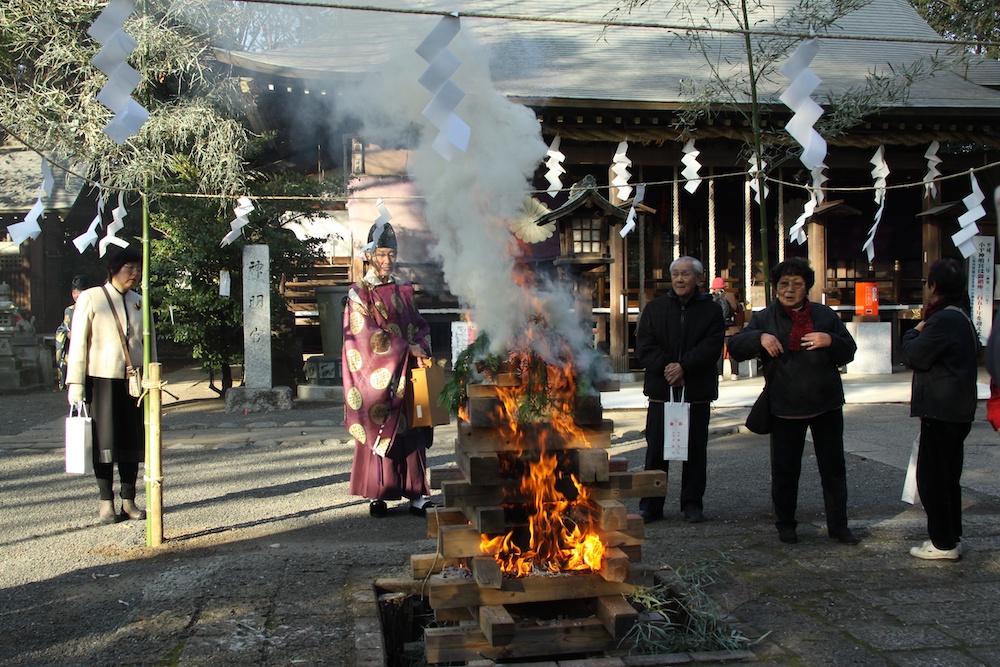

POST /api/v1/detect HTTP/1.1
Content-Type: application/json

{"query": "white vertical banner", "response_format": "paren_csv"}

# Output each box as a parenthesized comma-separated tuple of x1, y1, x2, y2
(969, 235, 994, 345)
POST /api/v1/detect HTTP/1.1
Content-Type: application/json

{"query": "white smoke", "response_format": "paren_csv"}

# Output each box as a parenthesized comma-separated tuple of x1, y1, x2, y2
(340, 11, 594, 367)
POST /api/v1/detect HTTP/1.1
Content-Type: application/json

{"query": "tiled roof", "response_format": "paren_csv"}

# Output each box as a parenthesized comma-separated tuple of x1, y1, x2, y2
(216, 0, 1000, 110)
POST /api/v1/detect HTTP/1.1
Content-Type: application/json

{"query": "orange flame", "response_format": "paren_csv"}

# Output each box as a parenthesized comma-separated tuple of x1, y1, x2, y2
(478, 354, 605, 577)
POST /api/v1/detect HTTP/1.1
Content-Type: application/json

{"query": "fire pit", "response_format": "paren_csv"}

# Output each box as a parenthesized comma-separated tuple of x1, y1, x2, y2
(402, 347, 667, 663)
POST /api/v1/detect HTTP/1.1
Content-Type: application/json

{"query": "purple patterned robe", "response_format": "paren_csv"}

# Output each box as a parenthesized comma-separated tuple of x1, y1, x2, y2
(344, 270, 433, 500)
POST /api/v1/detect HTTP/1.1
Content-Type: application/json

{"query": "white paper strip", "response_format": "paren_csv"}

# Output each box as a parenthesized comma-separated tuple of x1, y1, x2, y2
(789, 164, 827, 246)
(98, 191, 130, 257)
(219, 269, 231, 297)
(611, 141, 632, 202)
(416, 15, 469, 160)
(362, 198, 393, 255)
(862, 146, 890, 262)
(89, 0, 148, 145)
(778, 37, 827, 172)
(619, 184, 646, 238)
(923, 141, 941, 200)
(220, 196, 255, 247)
(748, 154, 769, 205)
(681, 139, 702, 194)
(544, 135, 566, 198)
(952, 170, 985, 258)
(74, 188, 105, 254)
(6, 157, 55, 245)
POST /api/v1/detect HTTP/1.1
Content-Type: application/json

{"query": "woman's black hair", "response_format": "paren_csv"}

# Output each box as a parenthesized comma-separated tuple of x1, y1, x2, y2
(927, 257, 966, 300)
(70, 274, 90, 292)
(770, 256, 815, 291)
(106, 246, 142, 281)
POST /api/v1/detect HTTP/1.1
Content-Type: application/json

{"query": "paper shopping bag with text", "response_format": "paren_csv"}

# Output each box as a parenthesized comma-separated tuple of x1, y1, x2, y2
(663, 389, 690, 461)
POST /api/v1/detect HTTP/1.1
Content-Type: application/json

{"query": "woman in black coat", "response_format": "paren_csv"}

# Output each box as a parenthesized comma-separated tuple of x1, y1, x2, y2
(728, 257, 858, 546)
(901, 258, 978, 561)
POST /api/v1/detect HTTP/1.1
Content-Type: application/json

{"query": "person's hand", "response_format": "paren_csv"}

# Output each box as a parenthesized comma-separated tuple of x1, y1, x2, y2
(800, 332, 832, 350)
(914, 321, 925, 332)
(409, 345, 431, 368)
(67, 384, 84, 406)
(760, 333, 784, 357)
(664, 362, 685, 386)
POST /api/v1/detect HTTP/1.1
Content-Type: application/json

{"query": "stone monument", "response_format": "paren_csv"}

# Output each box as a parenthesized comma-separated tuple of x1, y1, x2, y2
(298, 284, 349, 401)
(225, 245, 293, 413)
(0, 282, 41, 390)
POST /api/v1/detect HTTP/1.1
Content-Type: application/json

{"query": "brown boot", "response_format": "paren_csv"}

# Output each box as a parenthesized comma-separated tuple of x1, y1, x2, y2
(120, 498, 146, 521)
(99, 500, 122, 524)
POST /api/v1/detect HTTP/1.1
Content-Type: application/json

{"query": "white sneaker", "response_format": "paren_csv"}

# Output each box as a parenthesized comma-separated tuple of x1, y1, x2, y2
(909, 540, 961, 561)
(730, 374, 738, 381)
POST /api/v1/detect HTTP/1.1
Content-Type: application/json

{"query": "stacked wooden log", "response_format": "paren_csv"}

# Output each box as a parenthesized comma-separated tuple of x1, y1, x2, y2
(410, 381, 667, 664)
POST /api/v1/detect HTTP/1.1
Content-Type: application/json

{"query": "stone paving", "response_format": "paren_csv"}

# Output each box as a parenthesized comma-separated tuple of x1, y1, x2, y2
(2, 367, 1000, 666)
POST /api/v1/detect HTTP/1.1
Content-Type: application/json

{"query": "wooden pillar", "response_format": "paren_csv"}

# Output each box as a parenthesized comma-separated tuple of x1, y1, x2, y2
(609, 223, 626, 371)
(707, 170, 717, 281)
(672, 167, 681, 260)
(807, 216, 827, 304)
(744, 180, 754, 305)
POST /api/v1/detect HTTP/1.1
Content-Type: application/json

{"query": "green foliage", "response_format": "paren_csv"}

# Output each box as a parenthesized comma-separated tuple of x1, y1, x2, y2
(439, 332, 502, 415)
(910, 0, 1000, 58)
(0, 0, 249, 197)
(625, 555, 763, 655)
(149, 172, 335, 377)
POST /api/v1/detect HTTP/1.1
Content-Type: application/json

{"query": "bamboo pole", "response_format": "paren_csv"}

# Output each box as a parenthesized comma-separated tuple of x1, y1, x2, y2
(146, 362, 163, 546)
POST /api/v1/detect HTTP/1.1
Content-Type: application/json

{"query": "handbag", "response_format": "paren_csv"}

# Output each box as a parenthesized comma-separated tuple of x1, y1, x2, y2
(745, 360, 775, 435)
(662, 387, 690, 461)
(102, 286, 143, 399)
(65, 403, 94, 474)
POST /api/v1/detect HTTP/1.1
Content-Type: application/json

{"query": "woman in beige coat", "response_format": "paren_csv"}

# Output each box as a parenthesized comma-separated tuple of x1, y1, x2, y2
(66, 247, 154, 524)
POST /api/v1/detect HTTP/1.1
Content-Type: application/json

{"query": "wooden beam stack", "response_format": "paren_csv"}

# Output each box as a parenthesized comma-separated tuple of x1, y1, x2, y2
(409, 382, 666, 664)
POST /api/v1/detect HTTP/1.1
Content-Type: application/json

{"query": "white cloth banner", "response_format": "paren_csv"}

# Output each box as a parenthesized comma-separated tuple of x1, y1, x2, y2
(968, 235, 994, 346)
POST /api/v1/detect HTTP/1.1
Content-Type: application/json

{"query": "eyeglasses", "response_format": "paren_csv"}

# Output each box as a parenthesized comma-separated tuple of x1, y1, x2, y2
(121, 263, 141, 273)
(372, 250, 396, 260)
(776, 280, 807, 291)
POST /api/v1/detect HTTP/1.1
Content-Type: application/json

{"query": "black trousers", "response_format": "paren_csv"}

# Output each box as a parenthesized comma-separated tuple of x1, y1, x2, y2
(770, 408, 849, 532)
(639, 401, 710, 515)
(917, 417, 968, 550)
(95, 461, 140, 501)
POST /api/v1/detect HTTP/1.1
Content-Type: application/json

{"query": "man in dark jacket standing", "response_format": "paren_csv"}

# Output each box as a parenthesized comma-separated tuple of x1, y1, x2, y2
(901, 258, 978, 561)
(635, 256, 725, 523)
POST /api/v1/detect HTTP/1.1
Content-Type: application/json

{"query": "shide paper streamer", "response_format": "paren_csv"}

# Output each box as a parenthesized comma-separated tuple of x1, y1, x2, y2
(544, 135, 566, 198)
(416, 14, 471, 161)
(220, 196, 255, 247)
(923, 141, 942, 200)
(681, 139, 702, 194)
(98, 191, 130, 257)
(611, 141, 633, 202)
(952, 170, 985, 258)
(619, 185, 646, 238)
(362, 199, 393, 255)
(748, 154, 769, 205)
(88, 0, 149, 145)
(778, 37, 828, 246)
(6, 157, 53, 245)
(862, 146, 890, 262)
(74, 186, 105, 253)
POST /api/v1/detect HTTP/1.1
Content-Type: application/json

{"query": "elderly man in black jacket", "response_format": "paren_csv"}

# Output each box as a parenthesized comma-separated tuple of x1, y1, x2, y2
(635, 256, 725, 523)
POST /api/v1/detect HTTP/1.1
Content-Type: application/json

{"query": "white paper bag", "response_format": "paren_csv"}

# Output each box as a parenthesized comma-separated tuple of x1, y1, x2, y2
(901, 436, 920, 505)
(663, 388, 690, 461)
(65, 403, 93, 475)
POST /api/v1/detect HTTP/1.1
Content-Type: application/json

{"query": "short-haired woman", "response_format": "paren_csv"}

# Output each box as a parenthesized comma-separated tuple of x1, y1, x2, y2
(66, 247, 153, 524)
(901, 257, 978, 561)
(728, 257, 859, 546)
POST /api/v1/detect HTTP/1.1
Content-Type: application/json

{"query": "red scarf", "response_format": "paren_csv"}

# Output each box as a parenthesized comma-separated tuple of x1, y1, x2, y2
(784, 301, 813, 352)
